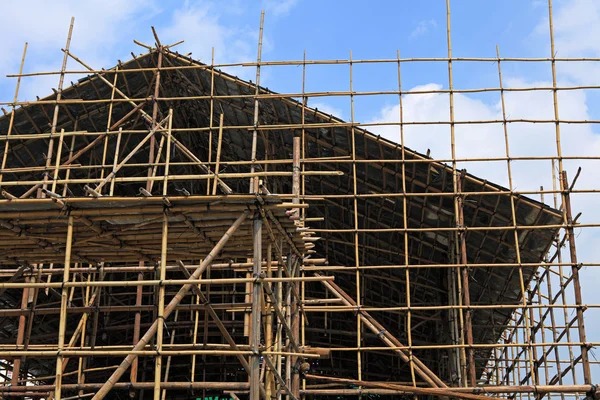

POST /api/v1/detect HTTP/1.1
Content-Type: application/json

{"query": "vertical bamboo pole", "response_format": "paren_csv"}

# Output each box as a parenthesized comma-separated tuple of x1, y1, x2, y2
(448, 245, 463, 386)
(10, 277, 29, 387)
(560, 171, 591, 384)
(496, 45, 537, 385)
(300, 49, 307, 398)
(547, 0, 591, 385)
(290, 108, 302, 399)
(131, 275, 143, 384)
(246, 10, 265, 354)
(249, 10, 265, 194)
(396, 49, 418, 390)
(206, 47, 215, 196)
(162, 109, 173, 196)
(285, 255, 292, 397)
(0, 42, 27, 188)
(190, 282, 200, 384)
(552, 161, 579, 390)
(98, 68, 119, 191)
(534, 275, 551, 388)
(250, 212, 263, 400)
(147, 36, 163, 194)
(458, 88, 474, 385)
(264, 242, 275, 398)
(348, 49, 363, 385)
(23, 266, 42, 383)
(77, 270, 92, 397)
(276, 241, 284, 400)
(42, 17, 74, 197)
(151, 47, 165, 400)
(153, 212, 169, 400)
(92, 211, 249, 399)
(54, 215, 74, 400)
(446, 0, 476, 387)
(62, 120, 77, 197)
(51, 129, 66, 193)
(109, 128, 122, 196)
(212, 114, 224, 195)
(160, 310, 179, 400)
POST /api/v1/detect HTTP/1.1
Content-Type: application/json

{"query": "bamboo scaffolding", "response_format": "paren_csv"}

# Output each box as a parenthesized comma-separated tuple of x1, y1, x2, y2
(0, 3, 597, 399)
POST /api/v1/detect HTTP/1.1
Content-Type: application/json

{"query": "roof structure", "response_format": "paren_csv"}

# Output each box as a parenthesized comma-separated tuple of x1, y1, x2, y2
(0, 11, 594, 400)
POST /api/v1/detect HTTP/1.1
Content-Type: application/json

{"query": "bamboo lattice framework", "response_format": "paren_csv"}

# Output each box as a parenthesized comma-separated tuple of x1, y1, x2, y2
(0, 0, 598, 399)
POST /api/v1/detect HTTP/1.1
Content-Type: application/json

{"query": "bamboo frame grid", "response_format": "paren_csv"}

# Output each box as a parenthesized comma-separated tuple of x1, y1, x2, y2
(0, 0, 598, 399)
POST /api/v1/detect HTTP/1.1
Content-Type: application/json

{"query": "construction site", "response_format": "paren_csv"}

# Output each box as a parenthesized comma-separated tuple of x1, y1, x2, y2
(0, 1, 597, 399)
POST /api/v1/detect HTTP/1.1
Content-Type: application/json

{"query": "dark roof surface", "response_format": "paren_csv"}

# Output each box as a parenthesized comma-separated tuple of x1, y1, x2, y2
(0, 49, 562, 384)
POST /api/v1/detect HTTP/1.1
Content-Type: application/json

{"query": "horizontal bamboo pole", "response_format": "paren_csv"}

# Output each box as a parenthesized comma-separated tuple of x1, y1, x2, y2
(3, 153, 600, 166)
(0, 170, 342, 187)
(0, 350, 321, 358)
(0, 275, 334, 289)
(1, 186, 591, 202)
(305, 374, 481, 400)
(6, 54, 600, 79)
(301, 303, 596, 312)
(301, 382, 597, 395)
(0, 381, 251, 392)
(285, 341, 599, 352)
(0, 261, 282, 276)
(300, 262, 600, 271)
(0, 302, 255, 317)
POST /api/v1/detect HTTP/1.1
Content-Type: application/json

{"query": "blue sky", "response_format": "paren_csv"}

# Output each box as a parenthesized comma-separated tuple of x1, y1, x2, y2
(0, 0, 561, 108)
(1, 0, 599, 384)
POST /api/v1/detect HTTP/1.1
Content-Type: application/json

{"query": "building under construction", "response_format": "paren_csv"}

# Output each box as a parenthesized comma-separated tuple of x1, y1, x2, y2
(0, 2, 597, 399)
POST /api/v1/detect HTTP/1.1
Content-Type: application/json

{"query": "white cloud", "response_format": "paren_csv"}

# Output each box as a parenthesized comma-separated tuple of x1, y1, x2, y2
(0, 0, 161, 100)
(367, 79, 600, 364)
(410, 19, 437, 39)
(368, 79, 600, 246)
(159, 1, 278, 82)
(161, 2, 253, 64)
(0, 0, 272, 99)
(262, 0, 298, 17)
(533, 0, 600, 84)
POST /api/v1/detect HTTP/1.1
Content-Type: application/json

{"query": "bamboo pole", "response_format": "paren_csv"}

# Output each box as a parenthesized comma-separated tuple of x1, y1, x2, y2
(249, 11, 265, 194)
(13, 54, 600, 79)
(94, 115, 170, 193)
(250, 212, 264, 400)
(9, 276, 29, 388)
(316, 274, 447, 388)
(0, 42, 27, 189)
(54, 215, 74, 400)
(41, 17, 74, 198)
(264, 242, 275, 398)
(148, 33, 163, 196)
(152, 212, 169, 399)
(91, 210, 250, 399)
(162, 109, 173, 196)
(207, 46, 215, 196)
(560, 171, 592, 384)
(159, 310, 177, 400)
(97, 66, 119, 191)
(305, 374, 487, 400)
(212, 114, 224, 195)
(445, 0, 476, 386)
(0, 8, 599, 398)
(301, 381, 599, 396)
(396, 48, 418, 390)
(299, 48, 308, 398)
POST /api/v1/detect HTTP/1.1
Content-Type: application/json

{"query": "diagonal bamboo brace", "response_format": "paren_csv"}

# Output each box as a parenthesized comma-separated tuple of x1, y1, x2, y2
(305, 374, 492, 400)
(91, 210, 250, 399)
(315, 273, 447, 389)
